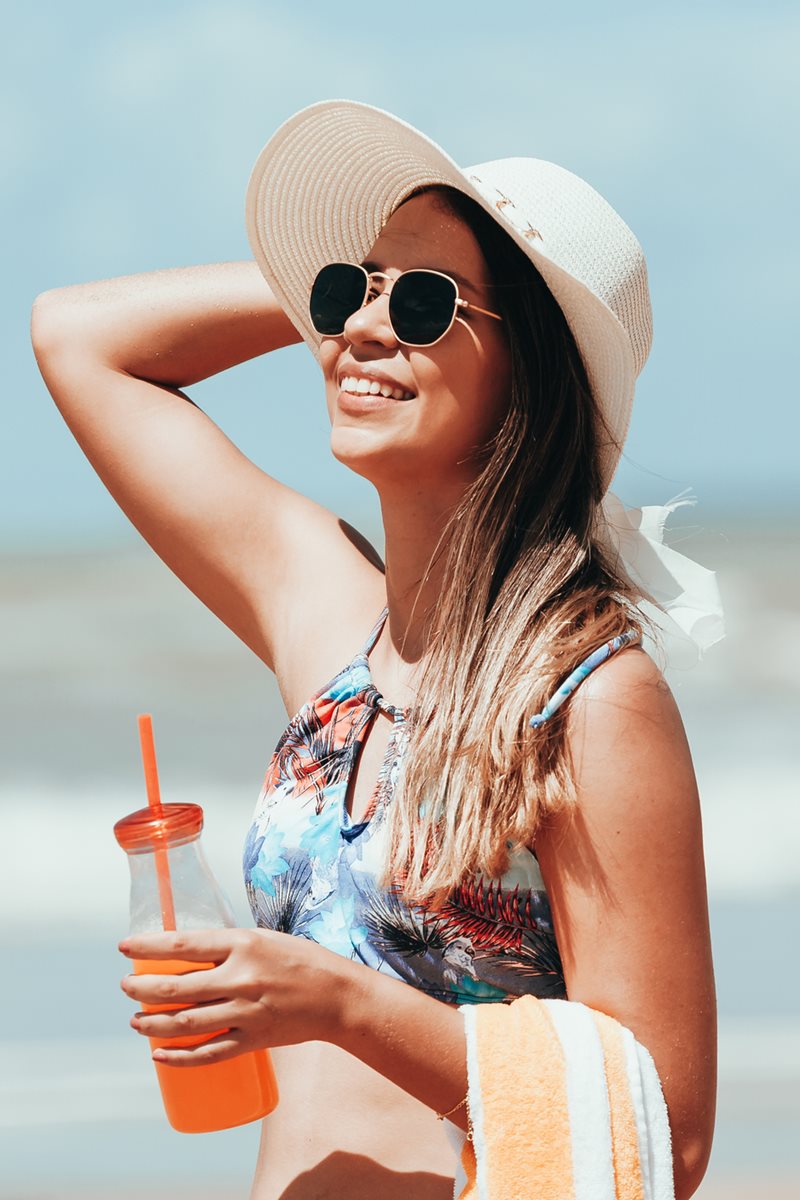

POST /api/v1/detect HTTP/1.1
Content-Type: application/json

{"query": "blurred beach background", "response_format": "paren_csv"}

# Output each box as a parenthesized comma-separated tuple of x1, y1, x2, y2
(2, 2, 798, 1197)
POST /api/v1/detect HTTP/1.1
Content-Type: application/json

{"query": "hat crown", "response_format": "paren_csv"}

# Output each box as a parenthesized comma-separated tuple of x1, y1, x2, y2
(463, 157, 653, 378)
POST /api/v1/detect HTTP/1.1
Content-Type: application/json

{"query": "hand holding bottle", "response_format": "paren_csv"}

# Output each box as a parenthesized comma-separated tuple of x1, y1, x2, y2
(120, 925, 356, 1065)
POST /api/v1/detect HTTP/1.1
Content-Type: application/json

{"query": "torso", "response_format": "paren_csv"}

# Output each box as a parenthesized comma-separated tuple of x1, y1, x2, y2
(250, 1041, 459, 1199)
(244, 605, 574, 1198)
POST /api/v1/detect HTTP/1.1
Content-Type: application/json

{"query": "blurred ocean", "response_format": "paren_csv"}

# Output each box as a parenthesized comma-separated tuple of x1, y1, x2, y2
(1, 516, 798, 1198)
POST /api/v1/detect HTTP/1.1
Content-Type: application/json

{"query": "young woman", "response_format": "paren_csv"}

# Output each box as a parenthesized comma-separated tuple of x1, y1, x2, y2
(31, 100, 721, 1199)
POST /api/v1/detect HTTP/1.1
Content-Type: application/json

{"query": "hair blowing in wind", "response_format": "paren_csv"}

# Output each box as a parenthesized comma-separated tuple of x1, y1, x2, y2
(377, 186, 654, 909)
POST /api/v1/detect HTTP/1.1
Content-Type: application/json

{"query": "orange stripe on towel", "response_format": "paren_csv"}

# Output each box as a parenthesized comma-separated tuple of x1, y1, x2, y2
(475, 995, 576, 1199)
(458, 1136, 478, 1199)
(593, 1011, 644, 1200)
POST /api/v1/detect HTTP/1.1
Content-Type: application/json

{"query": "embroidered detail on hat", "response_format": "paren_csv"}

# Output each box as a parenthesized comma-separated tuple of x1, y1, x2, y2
(494, 191, 512, 210)
(469, 174, 482, 184)
(522, 224, 543, 240)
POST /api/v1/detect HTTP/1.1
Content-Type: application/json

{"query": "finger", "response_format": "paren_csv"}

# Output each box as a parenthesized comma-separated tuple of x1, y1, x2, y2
(119, 929, 239, 963)
(132, 1001, 237, 1040)
(121, 966, 227, 1006)
(151, 1033, 244, 1068)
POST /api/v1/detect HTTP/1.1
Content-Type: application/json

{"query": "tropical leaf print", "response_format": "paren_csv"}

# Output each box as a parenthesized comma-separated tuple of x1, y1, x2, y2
(246, 854, 315, 937)
(274, 706, 334, 814)
(242, 825, 265, 878)
(360, 885, 452, 959)
(431, 876, 565, 983)
(268, 692, 373, 816)
(476, 941, 567, 995)
(434, 876, 548, 948)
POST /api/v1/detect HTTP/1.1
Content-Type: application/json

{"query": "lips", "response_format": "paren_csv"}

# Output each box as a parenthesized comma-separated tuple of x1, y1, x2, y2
(336, 386, 411, 415)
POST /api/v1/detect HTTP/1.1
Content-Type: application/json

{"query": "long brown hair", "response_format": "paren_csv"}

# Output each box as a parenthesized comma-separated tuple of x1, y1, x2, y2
(376, 184, 653, 908)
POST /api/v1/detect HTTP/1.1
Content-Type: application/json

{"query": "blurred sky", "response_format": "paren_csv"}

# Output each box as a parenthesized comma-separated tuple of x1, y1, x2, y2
(3, 0, 799, 551)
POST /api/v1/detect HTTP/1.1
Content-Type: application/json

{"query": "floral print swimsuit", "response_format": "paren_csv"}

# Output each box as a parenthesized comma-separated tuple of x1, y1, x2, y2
(243, 608, 638, 1006)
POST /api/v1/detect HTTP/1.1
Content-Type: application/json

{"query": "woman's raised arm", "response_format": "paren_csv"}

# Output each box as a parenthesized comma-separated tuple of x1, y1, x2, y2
(33, 261, 302, 387)
(30, 264, 385, 690)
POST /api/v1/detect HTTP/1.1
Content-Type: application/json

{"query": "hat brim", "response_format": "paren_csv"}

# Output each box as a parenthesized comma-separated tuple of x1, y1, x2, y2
(245, 98, 637, 491)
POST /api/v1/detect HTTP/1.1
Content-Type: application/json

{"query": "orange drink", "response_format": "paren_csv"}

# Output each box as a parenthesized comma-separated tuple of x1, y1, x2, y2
(134, 956, 279, 1133)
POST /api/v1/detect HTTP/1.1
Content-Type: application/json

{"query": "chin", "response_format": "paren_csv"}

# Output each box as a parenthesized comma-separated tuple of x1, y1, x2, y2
(330, 427, 386, 475)
(329, 427, 419, 488)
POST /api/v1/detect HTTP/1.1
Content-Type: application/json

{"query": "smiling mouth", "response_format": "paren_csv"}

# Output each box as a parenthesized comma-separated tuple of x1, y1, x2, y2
(339, 375, 415, 401)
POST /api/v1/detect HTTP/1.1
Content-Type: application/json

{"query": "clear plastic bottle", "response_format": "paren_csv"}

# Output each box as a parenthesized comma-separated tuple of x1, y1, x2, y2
(114, 801, 279, 1133)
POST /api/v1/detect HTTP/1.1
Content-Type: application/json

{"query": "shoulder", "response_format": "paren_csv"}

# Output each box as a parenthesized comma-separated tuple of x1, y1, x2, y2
(537, 641, 702, 900)
(533, 638, 708, 1011)
(564, 643, 692, 788)
(570, 639, 670, 712)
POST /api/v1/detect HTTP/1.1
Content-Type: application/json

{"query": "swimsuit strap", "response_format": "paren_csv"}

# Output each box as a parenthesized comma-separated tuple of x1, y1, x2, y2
(529, 629, 641, 729)
(359, 606, 390, 658)
(357, 607, 412, 721)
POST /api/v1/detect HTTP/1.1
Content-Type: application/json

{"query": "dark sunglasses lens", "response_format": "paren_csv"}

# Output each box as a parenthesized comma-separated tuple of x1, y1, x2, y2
(309, 263, 367, 335)
(390, 271, 457, 345)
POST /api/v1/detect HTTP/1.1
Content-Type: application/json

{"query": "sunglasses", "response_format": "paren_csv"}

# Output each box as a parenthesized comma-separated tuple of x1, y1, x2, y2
(309, 261, 504, 347)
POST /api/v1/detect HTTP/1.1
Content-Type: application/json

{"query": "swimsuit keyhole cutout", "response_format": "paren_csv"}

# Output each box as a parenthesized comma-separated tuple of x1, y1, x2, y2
(343, 707, 398, 825)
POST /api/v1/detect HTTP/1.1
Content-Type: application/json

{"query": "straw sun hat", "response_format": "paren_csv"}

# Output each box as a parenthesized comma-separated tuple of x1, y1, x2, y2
(245, 97, 653, 496)
(244, 98, 723, 668)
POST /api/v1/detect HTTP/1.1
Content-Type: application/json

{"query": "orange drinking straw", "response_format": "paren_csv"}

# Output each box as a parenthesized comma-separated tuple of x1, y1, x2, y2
(137, 713, 177, 931)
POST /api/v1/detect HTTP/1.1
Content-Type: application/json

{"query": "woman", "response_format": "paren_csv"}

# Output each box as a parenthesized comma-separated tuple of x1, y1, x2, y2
(31, 100, 721, 1199)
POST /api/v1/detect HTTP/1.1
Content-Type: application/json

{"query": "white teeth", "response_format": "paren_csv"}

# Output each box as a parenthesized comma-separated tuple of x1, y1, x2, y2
(339, 374, 415, 400)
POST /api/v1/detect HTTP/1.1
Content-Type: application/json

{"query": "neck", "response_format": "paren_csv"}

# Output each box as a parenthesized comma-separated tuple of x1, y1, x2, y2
(374, 482, 462, 671)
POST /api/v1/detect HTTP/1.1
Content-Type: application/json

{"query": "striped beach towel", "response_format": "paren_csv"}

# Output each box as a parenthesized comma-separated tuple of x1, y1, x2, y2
(454, 995, 675, 1200)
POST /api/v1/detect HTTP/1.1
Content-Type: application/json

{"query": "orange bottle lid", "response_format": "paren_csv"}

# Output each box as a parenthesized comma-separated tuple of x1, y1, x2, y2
(114, 803, 203, 853)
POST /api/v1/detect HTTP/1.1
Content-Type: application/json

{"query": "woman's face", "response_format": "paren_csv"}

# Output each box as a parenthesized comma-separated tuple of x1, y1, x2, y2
(319, 191, 512, 495)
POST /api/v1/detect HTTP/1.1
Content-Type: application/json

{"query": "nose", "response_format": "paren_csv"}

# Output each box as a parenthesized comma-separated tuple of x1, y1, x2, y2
(341, 280, 398, 349)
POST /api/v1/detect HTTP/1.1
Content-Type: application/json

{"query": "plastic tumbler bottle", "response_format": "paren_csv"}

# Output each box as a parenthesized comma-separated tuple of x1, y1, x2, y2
(114, 800, 279, 1133)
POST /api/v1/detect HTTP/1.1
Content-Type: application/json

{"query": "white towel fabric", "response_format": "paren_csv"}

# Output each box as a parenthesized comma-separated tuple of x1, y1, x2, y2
(450, 996, 675, 1200)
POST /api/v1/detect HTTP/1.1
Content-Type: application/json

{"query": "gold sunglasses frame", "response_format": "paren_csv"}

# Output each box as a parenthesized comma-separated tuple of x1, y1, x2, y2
(312, 261, 504, 347)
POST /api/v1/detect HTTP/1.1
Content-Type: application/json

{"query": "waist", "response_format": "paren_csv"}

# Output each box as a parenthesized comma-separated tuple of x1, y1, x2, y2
(251, 1041, 458, 1199)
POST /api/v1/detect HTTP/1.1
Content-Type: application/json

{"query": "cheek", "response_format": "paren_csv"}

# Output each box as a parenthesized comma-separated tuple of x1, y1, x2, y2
(426, 357, 511, 452)
(413, 388, 506, 474)
(475, 344, 513, 442)
(320, 340, 340, 382)
(320, 343, 342, 420)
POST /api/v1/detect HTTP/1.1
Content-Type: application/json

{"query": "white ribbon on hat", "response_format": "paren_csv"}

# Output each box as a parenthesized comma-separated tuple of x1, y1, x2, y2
(594, 488, 725, 671)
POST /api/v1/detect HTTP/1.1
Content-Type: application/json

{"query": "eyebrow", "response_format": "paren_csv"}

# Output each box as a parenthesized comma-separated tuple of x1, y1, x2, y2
(360, 260, 475, 292)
